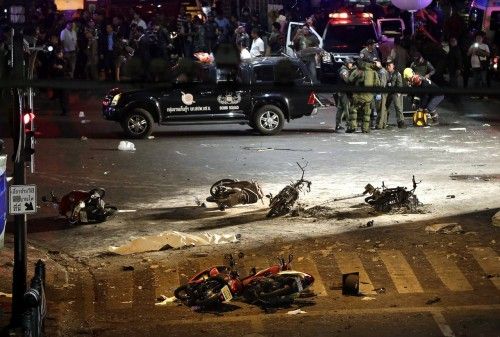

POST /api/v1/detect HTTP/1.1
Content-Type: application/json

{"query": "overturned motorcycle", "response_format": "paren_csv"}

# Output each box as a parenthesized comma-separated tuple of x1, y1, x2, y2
(206, 179, 264, 211)
(363, 176, 421, 212)
(42, 188, 117, 225)
(174, 254, 314, 309)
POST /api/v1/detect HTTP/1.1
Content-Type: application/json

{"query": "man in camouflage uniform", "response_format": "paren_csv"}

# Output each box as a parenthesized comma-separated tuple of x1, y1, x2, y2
(377, 58, 406, 129)
(373, 57, 387, 129)
(347, 59, 380, 133)
(336, 57, 355, 131)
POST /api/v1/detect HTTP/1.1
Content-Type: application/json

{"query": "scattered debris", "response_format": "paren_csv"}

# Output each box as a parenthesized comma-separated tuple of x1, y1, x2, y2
(206, 179, 264, 211)
(446, 195, 455, 199)
(482, 274, 499, 279)
(81, 136, 88, 141)
(425, 297, 441, 305)
(108, 231, 241, 255)
(104, 171, 110, 175)
(80, 119, 91, 124)
(122, 265, 134, 271)
(342, 272, 359, 296)
(116, 209, 137, 213)
(0, 292, 12, 298)
(374, 287, 386, 294)
(286, 309, 307, 315)
(147, 136, 155, 139)
(492, 211, 500, 228)
(361, 296, 376, 301)
(360, 220, 374, 228)
(175, 151, 187, 156)
(450, 174, 499, 181)
(483, 124, 491, 127)
(363, 176, 421, 213)
(149, 265, 159, 269)
(118, 141, 136, 151)
(79, 111, 85, 118)
(242, 146, 312, 152)
(425, 223, 464, 234)
(449, 128, 466, 132)
(155, 295, 177, 306)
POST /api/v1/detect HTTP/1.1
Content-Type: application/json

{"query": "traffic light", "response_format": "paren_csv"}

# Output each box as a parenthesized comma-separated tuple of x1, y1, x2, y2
(23, 111, 35, 161)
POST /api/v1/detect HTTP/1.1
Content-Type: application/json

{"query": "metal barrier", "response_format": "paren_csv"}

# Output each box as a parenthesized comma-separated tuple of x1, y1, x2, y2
(22, 260, 46, 337)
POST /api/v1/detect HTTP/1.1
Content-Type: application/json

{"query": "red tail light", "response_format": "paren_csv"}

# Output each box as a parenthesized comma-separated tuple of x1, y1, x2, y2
(23, 112, 35, 125)
(308, 92, 317, 105)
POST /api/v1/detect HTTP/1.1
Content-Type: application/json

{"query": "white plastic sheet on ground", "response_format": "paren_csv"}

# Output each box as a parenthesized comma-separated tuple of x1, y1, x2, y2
(118, 141, 136, 151)
(108, 231, 241, 255)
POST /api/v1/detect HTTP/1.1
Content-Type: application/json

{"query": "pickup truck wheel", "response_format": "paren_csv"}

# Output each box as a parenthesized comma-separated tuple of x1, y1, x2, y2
(254, 105, 285, 135)
(122, 108, 154, 139)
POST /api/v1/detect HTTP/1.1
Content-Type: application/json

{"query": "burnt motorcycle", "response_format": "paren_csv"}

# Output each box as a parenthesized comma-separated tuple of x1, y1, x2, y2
(363, 176, 421, 212)
(267, 162, 311, 218)
(42, 188, 116, 225)
(206, 179, 264, 211)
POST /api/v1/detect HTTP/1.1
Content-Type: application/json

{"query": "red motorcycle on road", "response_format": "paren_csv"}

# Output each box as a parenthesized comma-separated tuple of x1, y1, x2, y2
(42, 188, 116, 225)
(174, 254, 314, 307)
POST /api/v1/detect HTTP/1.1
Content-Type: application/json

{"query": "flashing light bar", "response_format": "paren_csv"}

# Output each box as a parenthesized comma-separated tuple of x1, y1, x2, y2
(329, 12, 373, 19)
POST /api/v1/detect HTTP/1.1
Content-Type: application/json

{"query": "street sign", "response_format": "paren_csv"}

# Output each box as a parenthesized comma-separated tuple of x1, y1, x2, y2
(9, 185, 37, 215)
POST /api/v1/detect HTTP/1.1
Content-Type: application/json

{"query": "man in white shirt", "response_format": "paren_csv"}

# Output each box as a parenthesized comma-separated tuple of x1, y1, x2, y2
(467, 31, 490, 93)
(132, 11, 147, 30)
(60, 21, 77, 78)
(250, 28, 265, 58)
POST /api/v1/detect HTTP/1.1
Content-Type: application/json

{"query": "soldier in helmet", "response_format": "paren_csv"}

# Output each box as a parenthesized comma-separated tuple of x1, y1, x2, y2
(403, 67, 443, 124)
(336, 57, 356, 131)
(347, 58, 381, 133)
(377, 58, 405, 129)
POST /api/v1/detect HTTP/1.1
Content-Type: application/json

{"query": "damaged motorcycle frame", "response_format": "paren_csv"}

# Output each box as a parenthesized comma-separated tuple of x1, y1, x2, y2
(206, 179, 264, 211)
(363, 176, 421, 212)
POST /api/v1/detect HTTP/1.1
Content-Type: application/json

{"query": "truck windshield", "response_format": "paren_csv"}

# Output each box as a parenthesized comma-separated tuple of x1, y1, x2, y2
(323, 24, 377, 54)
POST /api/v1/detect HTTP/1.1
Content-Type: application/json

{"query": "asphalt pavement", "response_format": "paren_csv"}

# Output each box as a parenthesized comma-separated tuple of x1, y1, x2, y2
(0, 91, 499, 336)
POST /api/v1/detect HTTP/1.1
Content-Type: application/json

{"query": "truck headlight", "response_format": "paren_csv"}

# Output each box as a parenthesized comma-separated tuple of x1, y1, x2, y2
(110, 94, 121, 106)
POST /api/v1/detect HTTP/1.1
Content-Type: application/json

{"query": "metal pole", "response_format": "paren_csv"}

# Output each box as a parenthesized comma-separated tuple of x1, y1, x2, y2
(10, 4, 28, 328)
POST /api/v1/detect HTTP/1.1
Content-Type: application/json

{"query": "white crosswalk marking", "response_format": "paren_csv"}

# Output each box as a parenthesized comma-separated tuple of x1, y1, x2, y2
(334, 252, 376, 295)
(378, 250, 424, 293)
(291, 255, 328, 296)
(470, 247, 500, 290)
(424, 250, 473, 291)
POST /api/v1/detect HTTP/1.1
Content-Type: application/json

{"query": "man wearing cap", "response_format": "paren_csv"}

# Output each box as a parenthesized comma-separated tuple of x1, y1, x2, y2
(377, 58, 405, 129)
(359, 39, 380, 63)
(410, 52, 435, 79)
(336, 57, 356, 131)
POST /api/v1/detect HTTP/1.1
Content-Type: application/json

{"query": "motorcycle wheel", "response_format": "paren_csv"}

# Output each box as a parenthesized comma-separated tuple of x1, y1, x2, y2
(267, 189, 298, 218)
(89, 188, 106, 198)
(174, 284, 191, 302)
(210, 179, 237, 197)
(192, 277, 227, 307)
(247, 276, 297, 305)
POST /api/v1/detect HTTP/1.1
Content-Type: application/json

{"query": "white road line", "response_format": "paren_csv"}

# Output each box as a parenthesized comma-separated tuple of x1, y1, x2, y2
(378, 250, 424, 293)
(334, 252, 376, 295)
(470, 247, 500, 290)
(424, 250, 473, 291)
(292, 255, 328, 296)
(432, 312, 456, 337)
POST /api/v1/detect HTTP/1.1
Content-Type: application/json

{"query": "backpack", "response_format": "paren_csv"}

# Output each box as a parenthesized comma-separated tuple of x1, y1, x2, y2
(363, 68, 380, 87)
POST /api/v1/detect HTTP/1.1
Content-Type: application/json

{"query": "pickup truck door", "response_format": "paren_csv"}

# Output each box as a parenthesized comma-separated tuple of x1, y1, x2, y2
(377, 18, 405, 38)
(285, 22, 323, 58)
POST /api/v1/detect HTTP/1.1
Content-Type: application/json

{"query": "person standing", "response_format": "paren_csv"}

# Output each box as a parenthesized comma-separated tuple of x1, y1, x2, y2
(267, 22, 284, 56)
(373, 57, 387, 129)
(60, 21, 77, 78)
(99, 24, 117, 81)
(447, 37, 463, 87)
(377, 58, 405, 129)
(467, 31, 490, 93)
(249, 28, 265, 57)
(348, 59, 380, 133)
(294, 25, 320, 82)
(389, 37, 409, 74)
(336, 57, 355, 131)
(84, 28, 99, 80)
(51, 49, 69, 116)
(360, 39, 380, 62)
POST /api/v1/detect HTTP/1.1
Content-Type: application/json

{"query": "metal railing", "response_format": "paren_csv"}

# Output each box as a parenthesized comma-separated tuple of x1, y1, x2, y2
(22, 260, 46, 337)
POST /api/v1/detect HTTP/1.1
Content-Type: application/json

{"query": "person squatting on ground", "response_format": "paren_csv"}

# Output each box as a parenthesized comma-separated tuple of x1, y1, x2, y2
(347, 59, 381, 133)
(410, 52, 435, 79)
(403, 67, 444, 124)
(377, 58, 406, 129)
(336, 57, 355, 131)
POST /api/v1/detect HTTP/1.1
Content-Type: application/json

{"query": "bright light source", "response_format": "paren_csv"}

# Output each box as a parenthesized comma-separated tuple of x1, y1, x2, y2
(23, 112, 34, 125)
(47, 45, 54, 52)
(329, 12, 349, 19)
(157, 4, 161, 7)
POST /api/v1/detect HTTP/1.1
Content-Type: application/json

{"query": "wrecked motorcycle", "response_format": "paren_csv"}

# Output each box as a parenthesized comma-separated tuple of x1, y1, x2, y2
(174, 254, 314, 308)
(363, 176, 421, 212)
(42, 188, 116, 225)
(206, 179, 264, 211)
(267, 162, 311, 218)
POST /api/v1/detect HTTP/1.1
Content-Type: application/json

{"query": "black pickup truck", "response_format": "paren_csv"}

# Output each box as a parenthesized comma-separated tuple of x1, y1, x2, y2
(102, 57, 321, 138)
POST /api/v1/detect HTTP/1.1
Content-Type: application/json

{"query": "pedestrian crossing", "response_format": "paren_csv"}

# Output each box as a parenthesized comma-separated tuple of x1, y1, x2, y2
(89, 246, 499, 311)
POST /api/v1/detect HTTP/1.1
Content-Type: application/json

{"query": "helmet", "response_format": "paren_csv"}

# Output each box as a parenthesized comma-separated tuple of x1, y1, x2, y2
(413, 109, 429, 127)
(403, 68, 414, 80)
(344, 57, 354, 64)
